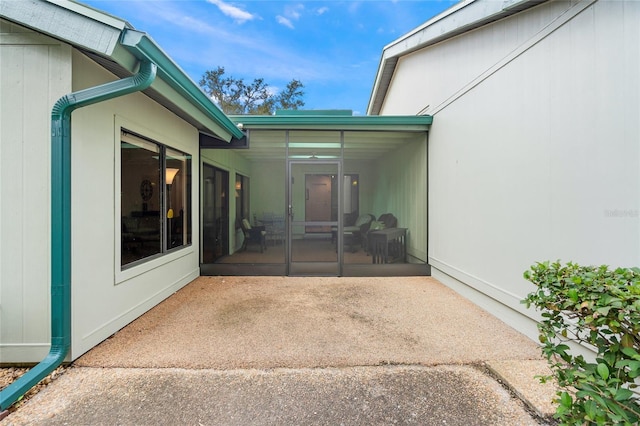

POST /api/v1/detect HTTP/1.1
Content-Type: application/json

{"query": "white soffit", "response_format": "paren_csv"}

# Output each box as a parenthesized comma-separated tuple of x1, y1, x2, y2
(0, 0, 127, 56)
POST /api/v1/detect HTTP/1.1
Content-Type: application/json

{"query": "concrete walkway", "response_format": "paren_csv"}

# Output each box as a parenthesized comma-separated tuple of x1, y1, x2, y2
(3, 276, 558, 425)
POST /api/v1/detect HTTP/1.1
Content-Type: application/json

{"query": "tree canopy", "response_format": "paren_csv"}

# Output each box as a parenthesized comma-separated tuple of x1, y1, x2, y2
(199, 67, 305, 115)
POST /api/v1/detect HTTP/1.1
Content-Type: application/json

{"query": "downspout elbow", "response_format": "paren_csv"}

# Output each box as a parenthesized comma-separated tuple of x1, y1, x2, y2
(0, 60, 156, 412)
(52, 59, 157, 119)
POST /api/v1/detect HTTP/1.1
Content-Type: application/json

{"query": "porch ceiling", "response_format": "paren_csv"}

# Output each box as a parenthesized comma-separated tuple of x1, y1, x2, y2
(231, 129, 427, 162)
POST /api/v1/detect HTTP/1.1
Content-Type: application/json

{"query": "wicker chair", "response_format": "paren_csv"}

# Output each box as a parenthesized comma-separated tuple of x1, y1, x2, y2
(240, 218, 266, 253)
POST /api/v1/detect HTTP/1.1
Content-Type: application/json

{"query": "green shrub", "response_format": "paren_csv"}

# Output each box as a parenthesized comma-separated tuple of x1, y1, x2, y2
(523, 261, 640, 425)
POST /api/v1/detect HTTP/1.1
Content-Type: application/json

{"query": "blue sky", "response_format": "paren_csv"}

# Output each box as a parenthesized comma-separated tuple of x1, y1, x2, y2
(83, 0, 457, 115)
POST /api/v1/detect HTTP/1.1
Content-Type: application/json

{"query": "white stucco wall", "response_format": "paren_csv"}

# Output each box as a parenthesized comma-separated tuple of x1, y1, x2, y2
(0, 21, 72, 362)
(380, 0, 640, 339)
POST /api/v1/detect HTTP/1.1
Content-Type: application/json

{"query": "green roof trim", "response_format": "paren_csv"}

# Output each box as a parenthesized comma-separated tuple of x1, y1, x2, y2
(276, 109, 353, 116)
(121, 30, 244, 141)
(229, 114, 432, 131)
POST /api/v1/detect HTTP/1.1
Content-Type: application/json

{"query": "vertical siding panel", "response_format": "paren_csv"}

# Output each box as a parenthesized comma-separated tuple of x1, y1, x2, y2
(20, 44, 57, 342)
(0, 23, 71, 361)
(591, 1, 638, 258)
(20, 45, 43, 343)
(547, 6, 595, 257)
(1, 45, 26, 343)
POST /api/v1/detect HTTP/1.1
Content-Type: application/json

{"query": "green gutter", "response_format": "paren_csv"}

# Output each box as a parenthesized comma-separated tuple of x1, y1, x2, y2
(0, 59, 157, 412)
(120, 30, 245, 141)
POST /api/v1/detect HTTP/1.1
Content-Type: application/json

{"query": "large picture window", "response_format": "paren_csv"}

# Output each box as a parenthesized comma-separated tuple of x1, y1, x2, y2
(120, 130, 192, 267)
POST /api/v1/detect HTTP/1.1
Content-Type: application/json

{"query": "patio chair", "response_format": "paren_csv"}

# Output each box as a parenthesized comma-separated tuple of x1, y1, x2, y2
(334, 213, 375, 252)
(270, 213, 285, 246)
(363, 213, 397, 254)
(261, 212, 285, 246)
(351, 213, 376, 249)
(240, 218, 266, 253)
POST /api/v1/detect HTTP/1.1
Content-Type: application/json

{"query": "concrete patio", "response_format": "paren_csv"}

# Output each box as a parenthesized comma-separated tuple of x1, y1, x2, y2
(3, 276, 558, 425)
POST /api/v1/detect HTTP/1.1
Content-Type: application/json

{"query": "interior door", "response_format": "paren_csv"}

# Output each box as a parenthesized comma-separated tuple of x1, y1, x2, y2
(289, 161, 341, 275)
(305, 174, 333, 233)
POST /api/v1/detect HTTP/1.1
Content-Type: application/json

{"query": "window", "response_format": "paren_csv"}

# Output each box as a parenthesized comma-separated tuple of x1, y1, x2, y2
(120, 130, 192, 268)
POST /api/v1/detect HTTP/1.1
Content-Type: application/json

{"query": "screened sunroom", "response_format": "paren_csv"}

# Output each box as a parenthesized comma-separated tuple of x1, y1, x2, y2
(200, 111, 431, 276)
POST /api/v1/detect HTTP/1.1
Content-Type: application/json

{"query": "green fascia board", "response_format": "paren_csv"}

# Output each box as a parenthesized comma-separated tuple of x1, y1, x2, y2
(276, 109, 353, 116)
(229, 114, 432, 131)
(120, 29, 244, 141)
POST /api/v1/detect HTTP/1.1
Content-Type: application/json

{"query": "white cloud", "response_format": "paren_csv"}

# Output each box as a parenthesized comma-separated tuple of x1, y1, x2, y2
(276, 4, 304, 29)
(316, 6, 329, 15)
(276, 15, 294, 29)
(284, 4, 304, 20)
(206, 0, 256, 24)
(112, 0, 349, 87)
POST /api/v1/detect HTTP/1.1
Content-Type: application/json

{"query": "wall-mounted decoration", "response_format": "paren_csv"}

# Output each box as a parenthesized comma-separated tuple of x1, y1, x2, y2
(140, 179, 153, 201)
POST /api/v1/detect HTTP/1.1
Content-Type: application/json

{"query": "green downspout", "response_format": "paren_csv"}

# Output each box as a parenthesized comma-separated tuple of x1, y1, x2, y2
(0, 60, 157, 411)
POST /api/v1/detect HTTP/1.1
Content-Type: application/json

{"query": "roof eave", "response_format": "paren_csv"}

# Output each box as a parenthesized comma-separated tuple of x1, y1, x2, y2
(228, 114, 432, 131)
(0, 0, 127, 56)
(121, 30, 244, 141)
(1, 0, 244, 142)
